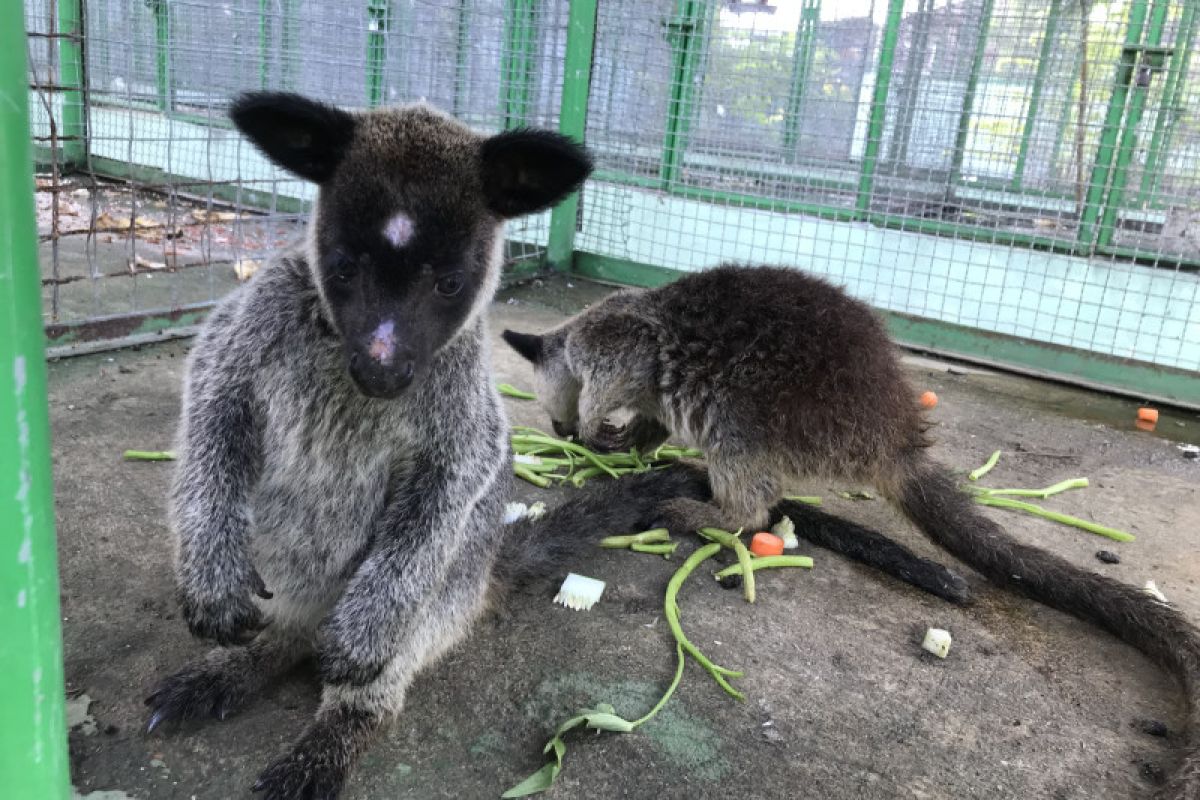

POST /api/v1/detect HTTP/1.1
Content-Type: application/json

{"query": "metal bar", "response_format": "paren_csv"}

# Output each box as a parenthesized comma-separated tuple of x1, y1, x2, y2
(570, 254, 1200, 410)
(948, 0, 995, 183)
(888, 0, 933, 169)
(660, 0, 710, 186)
(1096, 0, 1170, 247)
(366, 0, 391, 107)
(500, 0, 537, 129)
(281, 0, 298, 90)
(1048, 18, 1085, 188)
(1076, 0, 1149, 247)
(1011, 0, 1061, 191)
(546, 0, 598, 270)
(782, 0, 820, 162)
(55, 0, 86, 167)
(0, 12, 71, 796)
(452, 0, 471, 118)
(259, 0, 271, 89)
(855, 0, 904, 213)
(1137, 0, 1196, 206)
(152, 0, 172, 111)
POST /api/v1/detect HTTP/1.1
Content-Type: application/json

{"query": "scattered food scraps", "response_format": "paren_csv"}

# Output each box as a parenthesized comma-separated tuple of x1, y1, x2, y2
(497, 383, 536, 400)
(1144, 581, 1168, 604)
(1178, 444, 1199, 460)
(922, 628, 952, 659)
(771, 515, 798, 549)
(123, 450, 177, 461)
(968, 450, 1001, 481)
(129, 254, 168, 273)
(920, 390, 938, 409)
(749, 532, 785, 557)
(553, 573, 606, 611)
(1137, 407, 1159, 424)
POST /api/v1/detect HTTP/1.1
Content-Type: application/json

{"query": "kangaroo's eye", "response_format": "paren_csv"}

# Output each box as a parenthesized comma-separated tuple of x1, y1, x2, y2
(435, 272, 464, 298)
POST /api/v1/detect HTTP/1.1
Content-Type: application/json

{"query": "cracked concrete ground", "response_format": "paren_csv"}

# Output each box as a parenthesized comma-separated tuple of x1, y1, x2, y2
(53, 274, 1199, 800)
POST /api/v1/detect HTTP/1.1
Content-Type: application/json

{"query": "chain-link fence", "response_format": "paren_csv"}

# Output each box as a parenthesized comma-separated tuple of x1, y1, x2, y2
(20, 0, 1200, 403)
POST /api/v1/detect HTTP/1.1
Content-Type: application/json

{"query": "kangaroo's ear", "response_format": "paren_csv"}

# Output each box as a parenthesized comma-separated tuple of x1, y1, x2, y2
(229, 92, 357, 184)
(480, 130, 593, 218)
(501, 329, 544, 364)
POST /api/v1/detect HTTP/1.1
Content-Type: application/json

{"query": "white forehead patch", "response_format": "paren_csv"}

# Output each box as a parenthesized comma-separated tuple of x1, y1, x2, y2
(382, 213, 414, 249)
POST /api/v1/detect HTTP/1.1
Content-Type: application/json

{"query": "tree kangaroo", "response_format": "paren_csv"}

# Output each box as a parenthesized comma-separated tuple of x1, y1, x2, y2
(503, 264, 1200, 798)
(140, 91, 723, 799)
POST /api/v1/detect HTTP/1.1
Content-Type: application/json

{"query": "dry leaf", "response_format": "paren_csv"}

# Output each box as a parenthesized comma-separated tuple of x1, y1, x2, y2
(96, 212, 158, 231)
(129, 254, 168, 273)
(192, 209, 239, 223)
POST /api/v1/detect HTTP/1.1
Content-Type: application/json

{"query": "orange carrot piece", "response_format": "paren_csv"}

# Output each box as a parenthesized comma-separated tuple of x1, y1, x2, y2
(1137, 407, 1158, 424)
(919, 391, 938, 409)
(750, 532, 785, 557)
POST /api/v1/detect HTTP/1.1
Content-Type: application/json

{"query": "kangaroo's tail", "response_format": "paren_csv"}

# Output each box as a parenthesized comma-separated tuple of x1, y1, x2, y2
(492, 463, 711, 593)
(896, 455, 1200, 799)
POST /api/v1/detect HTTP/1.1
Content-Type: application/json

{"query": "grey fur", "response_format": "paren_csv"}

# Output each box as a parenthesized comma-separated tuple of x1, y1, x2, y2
(504, 264, 1200, 799)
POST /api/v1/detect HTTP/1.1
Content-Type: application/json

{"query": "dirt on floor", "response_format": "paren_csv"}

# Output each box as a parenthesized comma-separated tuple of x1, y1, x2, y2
(54, 274, 1199, 800)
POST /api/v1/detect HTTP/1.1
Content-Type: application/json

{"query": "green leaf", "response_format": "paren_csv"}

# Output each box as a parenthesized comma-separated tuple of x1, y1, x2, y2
(583, 712, 635, 733)
(501, 762, 561, 798)
(544, 736, 566, 763)
(553, 715, 589, 738)
(592, 703, 616, 715)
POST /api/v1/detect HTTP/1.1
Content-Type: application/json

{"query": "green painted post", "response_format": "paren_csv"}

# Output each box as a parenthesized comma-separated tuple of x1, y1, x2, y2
(55, 0, 85, 167)
(151, 0, 172, 111)
(1095, 0, 1169, 247)
(281, 0, 298, 91)
(1011, 0, 1061, 191)
(660, 0, 711, 186)
(855, 0, 904, 213)
(366, 0, 392, 107)
(948, 0, 994, 184)
(452, 0, 471, 118)
(1076, 0, 1149, 247)
(0, 13, 71, 800)
(500, 0, 538, 129)
(546, 0, 598, 269)
(1137, 1, 1196, 206)
(782, 0, 820, 163)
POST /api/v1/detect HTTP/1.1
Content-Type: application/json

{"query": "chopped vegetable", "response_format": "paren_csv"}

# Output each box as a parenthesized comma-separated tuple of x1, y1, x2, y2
(498, 383, 537, 400)
(1144, 581, 1168, 604)
(974, 477, 1088, 499)
(553, 573, 606, 611)
(920, 390, 939, 409)
(749, 532, 785, 557)
(921, 628, 952, 658)
(770, 515, 798, 549)
(1137, 407, 1159, 424)
(526, 501, 547, 520)
(503, 502, 528, 524)
(123, 450, 177, 461)
(713, 555, 814, 578)
(665, 542, 745, 698)
(783, 495, 822, 505)
(838, 490, 873, 500)
(974, 495, 1134, 542)
(631, 542, 678, 557)
(968, 450, 1002, 481)
(599, 528, 670, 548)
(698, 527, 756, 604)
(510, 425, 701, 487)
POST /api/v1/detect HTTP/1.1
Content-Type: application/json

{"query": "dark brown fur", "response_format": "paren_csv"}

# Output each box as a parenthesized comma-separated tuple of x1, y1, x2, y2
(506, 264, 1200, 798)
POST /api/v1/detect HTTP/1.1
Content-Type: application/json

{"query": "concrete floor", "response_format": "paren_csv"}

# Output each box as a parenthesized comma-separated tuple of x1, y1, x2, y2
(55, 275, 1200, 800)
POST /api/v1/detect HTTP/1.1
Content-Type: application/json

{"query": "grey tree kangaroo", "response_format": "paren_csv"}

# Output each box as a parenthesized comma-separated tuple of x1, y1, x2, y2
(503, 264, 1200, 798)
(140, 91, 724, 800)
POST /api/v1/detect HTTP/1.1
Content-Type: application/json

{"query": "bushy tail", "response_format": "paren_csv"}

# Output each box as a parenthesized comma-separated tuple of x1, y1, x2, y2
(771, 498, 971, 604)
(492, 464, 711, 592)
(897, 456, 1200, 799)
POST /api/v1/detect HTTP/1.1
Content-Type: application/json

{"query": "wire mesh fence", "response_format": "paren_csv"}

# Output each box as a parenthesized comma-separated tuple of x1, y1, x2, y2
(19, 0, 1200, 399)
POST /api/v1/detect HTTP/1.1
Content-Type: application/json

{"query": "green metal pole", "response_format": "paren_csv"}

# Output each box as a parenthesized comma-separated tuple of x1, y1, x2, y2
(855, 0, 904, 213)
(366, 0, 392, 107)
(500, 0, 537, 129)
(1136, 1, 1196, 206)
(782, 0, 820, 163)
(546, 0, 598, 270)
(1011, 0, 1061, 191)
(281, 0, 298, 91)
(1095, 0, 1169, 247)
(660, 0, 711, 187)
(452, 0, 471, 118)
(151, 0, 172, 111)
(56, 0, 85, 167)
(948, 0, 994, 184)
(0, 10, 71, 799)
(1076, 0, 1149, 247)
(888, 0, 933, 169)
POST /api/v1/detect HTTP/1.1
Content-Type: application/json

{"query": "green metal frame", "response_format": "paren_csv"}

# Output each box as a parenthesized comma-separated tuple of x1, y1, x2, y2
(570, 253, 1200, 409)
(55, 0, 85, 166)
(1011, 0, 1061, 191)
(1, 13, 71, 797)
(500, 0, 538, 129)
(452, 0, 472, 118)
(948, 0, 994, 184)
(660, 0, 712, 186)
(1136, 0, 1196, 206)
(781, 0, 820, 163)
(151, 0, 172, 111)
(366, 0, 392, 107)
(1076, 0, 1149, 248)
(546, 0, 598, 269)
(855, 0, 903, 213)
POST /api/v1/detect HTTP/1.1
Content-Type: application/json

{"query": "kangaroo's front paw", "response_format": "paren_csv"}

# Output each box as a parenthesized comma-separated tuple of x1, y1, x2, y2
(253, 708, 377, 800)
(583, 421, 630, 454)
(178, 566, 272, 646)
